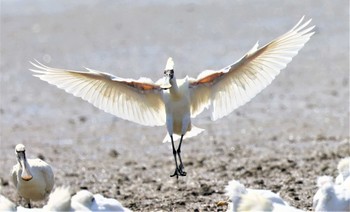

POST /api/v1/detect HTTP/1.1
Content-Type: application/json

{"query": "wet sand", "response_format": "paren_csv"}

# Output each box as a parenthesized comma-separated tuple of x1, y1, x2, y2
(0, 1, 349, 211)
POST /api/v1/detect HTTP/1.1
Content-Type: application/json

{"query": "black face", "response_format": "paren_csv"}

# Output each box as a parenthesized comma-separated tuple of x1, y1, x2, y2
(16, 149, 25, 159)
(164, 69, 174, 79)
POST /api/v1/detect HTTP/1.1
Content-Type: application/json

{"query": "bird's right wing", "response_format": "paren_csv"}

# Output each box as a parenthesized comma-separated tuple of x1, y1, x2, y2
(189, 17, 314, 120)
(11, 165, 18, 188)
(30, 61, 166, 126)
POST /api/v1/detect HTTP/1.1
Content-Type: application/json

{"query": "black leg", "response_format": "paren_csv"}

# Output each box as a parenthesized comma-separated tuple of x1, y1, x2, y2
(177, 135, 186, 176)
(169, 135, 180, 178)
(28, 202, 32, 208)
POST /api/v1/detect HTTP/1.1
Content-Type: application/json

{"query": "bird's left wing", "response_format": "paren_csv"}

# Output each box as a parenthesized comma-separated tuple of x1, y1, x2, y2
(30, 61, 166, 126)
(189, 17, 314, 120)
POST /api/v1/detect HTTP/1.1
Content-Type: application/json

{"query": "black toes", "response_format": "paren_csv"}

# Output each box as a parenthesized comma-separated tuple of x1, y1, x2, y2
(170, 168, 186, 178)
(170, 172, 179, 178)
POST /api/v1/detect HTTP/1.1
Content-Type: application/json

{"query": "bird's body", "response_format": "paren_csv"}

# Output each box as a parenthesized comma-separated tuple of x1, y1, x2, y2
(237, 192, 303, 212)
(30, 17, 314, 177)
(164, 78, 192, 136)
(11, 144, 54, 207)
(91, 194, 131, 212)
(162, 76, 205, 143)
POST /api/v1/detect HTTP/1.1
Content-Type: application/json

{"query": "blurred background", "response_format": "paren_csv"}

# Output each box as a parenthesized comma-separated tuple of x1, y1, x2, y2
(0, 0, 349, 210)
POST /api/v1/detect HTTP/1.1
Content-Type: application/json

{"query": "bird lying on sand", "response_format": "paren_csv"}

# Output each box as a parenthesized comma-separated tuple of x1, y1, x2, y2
(237, 191, 304, 212)
(223, 179, 290, 211)
(30, 17, 314, 178)
(15, 186, 72, 211)
(71, 189, 131, 211)
(11, 144, 54, 208)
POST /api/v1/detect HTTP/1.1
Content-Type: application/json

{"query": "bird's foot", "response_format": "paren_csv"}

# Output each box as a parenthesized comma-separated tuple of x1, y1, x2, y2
(179, 164, 186, 176)
(170, 168, 186, 178)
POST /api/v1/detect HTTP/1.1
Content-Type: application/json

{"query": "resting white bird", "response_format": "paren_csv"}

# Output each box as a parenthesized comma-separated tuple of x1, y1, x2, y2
(71, 190, 93, 211)
(335, 157, 350, 185)
(237, 191, 304, 212)
(313, 175, 350, 212)
(30, 17, 314, 178)
(71, 189, 131, 211)
(11, 144, 54, 208)
(14, 187, 72, 211)
(224, 179, 289, 212)
(91, 194, 131, 212)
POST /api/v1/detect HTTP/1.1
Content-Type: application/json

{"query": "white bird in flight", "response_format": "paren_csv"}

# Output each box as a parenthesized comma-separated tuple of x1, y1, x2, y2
(11, 144, 55, 207)
(30, 17, 314, 178)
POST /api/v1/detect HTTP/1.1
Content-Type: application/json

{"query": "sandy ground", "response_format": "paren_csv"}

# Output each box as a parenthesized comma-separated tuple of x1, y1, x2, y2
(0, 0, 349, 211)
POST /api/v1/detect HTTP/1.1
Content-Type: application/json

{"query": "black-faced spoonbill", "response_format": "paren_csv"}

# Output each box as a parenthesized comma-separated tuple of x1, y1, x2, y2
(224, 179, 289, 211)
(237, 191, 304, 212)
(30, 17, 314, 178)
(71, 189, 131, 211)
(11, 144, 54, 208)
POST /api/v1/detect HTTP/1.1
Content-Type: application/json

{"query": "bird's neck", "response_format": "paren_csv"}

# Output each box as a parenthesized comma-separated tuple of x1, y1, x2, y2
(169, 78, 181, 97)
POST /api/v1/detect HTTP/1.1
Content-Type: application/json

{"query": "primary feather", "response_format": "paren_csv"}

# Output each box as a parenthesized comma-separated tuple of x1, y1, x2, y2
(189, 17, 314, 120)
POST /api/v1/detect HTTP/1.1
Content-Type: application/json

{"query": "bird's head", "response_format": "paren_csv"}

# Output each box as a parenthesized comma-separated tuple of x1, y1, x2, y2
(160, 57, 174, 90)
(15, 144, 33, 181)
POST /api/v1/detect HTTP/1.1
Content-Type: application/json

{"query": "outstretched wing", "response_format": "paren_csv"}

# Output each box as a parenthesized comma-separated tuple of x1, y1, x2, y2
(30, 61, 166, 126)
(189, 17, 314, 120)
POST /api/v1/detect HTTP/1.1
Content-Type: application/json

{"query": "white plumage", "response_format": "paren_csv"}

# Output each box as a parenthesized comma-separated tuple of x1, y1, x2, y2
(313, 175, 350, 212)
(15, 187, 72, 211)
(236, 191, 304, 212)
(224, 179, 290, 212)
(71, 190, 94, 211)
(43, 186, 72, 211)
(30, 17, 314, 177)
(335, 157, 350, 185)
(11, 144, 54, 208)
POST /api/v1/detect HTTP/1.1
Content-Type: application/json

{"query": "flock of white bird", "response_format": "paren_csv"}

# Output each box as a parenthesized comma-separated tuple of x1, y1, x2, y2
(0, 144, 130, 211)
(0, 144, 349, 211)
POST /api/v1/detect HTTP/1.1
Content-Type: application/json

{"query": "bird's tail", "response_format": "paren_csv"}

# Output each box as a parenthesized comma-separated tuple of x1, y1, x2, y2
(162, 125, 205, 143)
